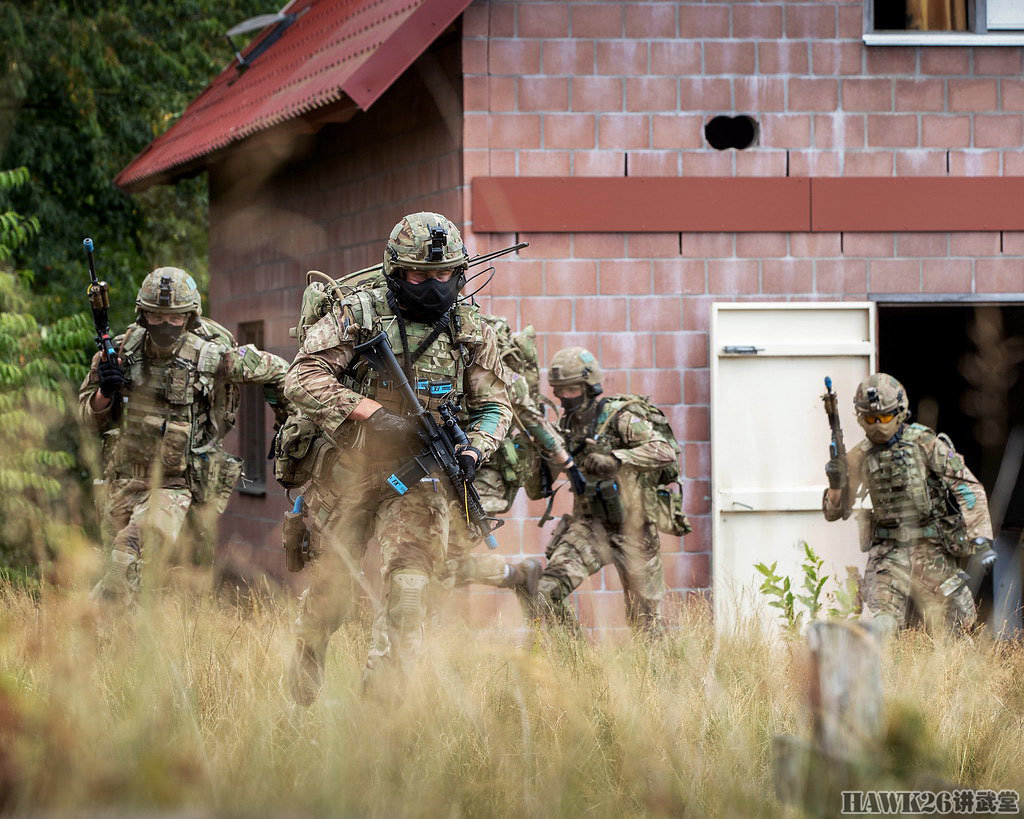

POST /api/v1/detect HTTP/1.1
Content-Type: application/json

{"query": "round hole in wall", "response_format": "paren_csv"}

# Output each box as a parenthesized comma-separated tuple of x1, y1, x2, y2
(704, 115, 758, 150)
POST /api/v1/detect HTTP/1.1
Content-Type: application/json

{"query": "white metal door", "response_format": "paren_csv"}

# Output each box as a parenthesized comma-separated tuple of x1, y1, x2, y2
(711, 303, 876, 630)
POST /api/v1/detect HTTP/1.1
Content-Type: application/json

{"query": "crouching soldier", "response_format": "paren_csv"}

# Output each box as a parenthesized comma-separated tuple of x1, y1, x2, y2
(80, 268, 289, 599)
(441, 315, 578, 600)
(511, 347, 689, 634)
(823, 373, 995, 635)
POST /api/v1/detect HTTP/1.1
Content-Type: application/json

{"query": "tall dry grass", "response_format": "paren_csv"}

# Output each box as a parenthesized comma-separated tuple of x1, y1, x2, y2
(0, 572, 1022, 817)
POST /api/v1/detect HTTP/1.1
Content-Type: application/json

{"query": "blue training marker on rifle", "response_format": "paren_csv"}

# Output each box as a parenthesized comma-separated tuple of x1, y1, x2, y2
(387, 474, 409, 494)
(83, 238, 94, 253)
(292, 495, 304, 514)
(485, 533, 498, 550)
(825, 376, 832, 391)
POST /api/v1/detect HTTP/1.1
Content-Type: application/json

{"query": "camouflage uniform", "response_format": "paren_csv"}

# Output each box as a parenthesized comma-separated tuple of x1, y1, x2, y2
(529, 348, 678, 633)
(824, 373, 993, 634)
(285, 213, 511, 700)
(80, 268, 288, 598)
(442, 317, 570, 592)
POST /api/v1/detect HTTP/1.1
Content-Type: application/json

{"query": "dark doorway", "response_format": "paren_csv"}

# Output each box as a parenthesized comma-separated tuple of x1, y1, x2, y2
(879, 304, 1024, 519)
(879, 303, 1024, 628)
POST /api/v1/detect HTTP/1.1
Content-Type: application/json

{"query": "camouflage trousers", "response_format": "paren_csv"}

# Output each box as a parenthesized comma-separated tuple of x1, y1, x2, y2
(537, 514, 665, 633)
(863, 537, 976, 633)
(104, 478, 193, 568)
(296, 448, 458, 685)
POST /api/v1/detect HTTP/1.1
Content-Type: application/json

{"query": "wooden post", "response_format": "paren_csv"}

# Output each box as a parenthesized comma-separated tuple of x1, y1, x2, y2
(773, 620, 885, 811)
(806, 620, 884, 760)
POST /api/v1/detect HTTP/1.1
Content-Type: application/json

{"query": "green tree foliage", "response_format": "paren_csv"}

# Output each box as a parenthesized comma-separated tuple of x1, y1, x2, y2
(0, 166, 93, 569)
(0, 0, 265, 326)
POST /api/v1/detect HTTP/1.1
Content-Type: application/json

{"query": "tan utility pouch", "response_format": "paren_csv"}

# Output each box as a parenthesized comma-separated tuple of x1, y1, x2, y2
(936, 514, 972, 557)
(274, 416, 332, 489)
(649, 482, 692, 537)
(160, 419, 191, 479)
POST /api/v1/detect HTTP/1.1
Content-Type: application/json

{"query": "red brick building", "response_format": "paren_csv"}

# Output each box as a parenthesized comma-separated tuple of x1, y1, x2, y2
(118, 0, 1024, 630)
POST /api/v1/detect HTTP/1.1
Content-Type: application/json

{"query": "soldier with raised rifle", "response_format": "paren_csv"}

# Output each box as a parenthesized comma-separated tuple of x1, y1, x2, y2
(822, 373, 996, 635)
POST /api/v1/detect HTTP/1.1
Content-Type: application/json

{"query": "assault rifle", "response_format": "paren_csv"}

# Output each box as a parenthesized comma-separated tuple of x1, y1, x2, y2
(822, 376, 850, 510)
(353, 331, 503, 549)
(83, 238, 117, 361)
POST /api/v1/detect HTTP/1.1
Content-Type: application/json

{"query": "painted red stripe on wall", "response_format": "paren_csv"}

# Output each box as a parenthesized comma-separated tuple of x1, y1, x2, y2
(471, 176, 1024, 233)
(471, 177, 811, 232)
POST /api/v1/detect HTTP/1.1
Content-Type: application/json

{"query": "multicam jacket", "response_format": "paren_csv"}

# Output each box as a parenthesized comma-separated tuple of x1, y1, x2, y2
(563, 394, 678, 528)
(79, 317, 289, 499)
(284, 285, 512, 462)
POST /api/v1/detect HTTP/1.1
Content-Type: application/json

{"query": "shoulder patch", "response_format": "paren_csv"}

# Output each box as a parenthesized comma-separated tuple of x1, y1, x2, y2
(239, 345, 263, 373)
(303, 313, 344, 354)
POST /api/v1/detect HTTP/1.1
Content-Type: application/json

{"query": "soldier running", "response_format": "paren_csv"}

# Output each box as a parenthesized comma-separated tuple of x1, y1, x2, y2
(81, 268, 289, 599)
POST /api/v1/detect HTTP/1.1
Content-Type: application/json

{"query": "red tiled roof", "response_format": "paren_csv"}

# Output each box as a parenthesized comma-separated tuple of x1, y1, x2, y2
(116, 0, 472, 192)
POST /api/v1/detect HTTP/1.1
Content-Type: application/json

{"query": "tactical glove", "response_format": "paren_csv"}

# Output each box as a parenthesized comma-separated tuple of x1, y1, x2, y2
(97, 357, 126, 399)
(583, 451, 619, 480)
(365, 407, 417, 436)
(825, 457, 847, 490)
(458, 446, 481, 484)
(973, 538, 997, 572)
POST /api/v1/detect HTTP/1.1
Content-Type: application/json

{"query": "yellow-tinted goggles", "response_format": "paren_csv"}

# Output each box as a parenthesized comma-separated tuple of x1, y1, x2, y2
(862, 412, 896, 425)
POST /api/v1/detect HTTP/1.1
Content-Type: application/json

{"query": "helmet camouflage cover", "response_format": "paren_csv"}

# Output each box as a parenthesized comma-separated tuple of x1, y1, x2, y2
(136, 267, 202, 316)
(383, 212, 468, 277)
(548, 346, 603, 389)
(854, 372, 909, 442)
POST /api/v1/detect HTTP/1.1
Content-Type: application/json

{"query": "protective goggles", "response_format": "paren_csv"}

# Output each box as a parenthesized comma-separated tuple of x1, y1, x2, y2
(861, 412, 896, 425)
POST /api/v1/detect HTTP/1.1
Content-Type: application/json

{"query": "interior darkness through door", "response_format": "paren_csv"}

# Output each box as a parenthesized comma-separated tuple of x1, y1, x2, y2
(879, 304, 1024, 621)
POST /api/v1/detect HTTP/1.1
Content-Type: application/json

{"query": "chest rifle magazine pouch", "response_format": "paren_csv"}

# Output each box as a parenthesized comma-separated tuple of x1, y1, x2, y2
(164, 365, 192, 405)
(585, 479, 624, 527)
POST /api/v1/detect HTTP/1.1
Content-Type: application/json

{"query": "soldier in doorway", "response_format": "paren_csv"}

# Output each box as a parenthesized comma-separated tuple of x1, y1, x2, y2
(823, 373, 996, 635)
(80, 268, 289, 599)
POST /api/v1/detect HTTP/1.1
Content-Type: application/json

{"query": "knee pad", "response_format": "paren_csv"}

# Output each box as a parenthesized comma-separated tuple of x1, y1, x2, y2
(388, 570, 429, 632)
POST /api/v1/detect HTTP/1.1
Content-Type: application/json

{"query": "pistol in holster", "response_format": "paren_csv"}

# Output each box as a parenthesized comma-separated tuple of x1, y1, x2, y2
(283, 495, 311, 572)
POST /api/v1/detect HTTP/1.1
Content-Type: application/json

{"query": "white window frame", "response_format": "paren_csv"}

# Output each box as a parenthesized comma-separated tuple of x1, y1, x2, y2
(864, 0, 1024, 45)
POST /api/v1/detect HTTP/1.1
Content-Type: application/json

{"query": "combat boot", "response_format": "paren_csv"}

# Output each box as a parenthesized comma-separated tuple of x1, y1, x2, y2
(502, 558, 543, 616)
(90, 548, 141, 601)
(287, 639, 326, 706)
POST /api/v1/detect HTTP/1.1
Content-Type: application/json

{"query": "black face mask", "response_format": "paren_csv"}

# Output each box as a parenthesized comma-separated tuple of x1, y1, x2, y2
(559, 394, 586, 413)
(147, 322, 184, 348)
(389, 274, 462, 322)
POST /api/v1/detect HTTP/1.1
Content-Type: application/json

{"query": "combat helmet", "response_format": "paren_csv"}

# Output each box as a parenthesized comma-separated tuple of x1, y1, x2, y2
(854, 372, 909, 444)
(548, 347, 603, 395)
(383, 212, 468, 277)
(136, 267, 202, 317)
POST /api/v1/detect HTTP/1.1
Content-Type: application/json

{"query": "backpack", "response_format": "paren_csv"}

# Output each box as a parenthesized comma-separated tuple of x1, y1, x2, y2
(592, 395, 690, 537)
(289, 269, 385, 345)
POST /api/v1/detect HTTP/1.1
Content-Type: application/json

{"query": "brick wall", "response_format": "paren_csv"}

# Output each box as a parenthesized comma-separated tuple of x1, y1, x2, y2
(207, 33, 463, 579)
(460, 0, 1024, 630)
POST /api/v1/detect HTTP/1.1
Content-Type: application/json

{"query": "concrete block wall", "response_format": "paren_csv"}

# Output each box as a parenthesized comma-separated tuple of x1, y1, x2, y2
(460, 0, 1024, 630)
